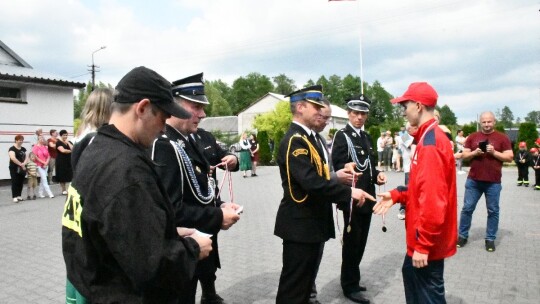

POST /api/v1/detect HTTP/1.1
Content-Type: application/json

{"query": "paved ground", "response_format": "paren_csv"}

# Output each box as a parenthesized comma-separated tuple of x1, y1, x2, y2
(0, 166, 539, 304)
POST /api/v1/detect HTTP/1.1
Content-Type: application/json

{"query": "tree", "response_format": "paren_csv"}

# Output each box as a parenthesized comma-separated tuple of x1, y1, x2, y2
(516, 122, 538, 150)
(524, 110, 540, 126)
(364, 81, 394, 128)
(437, 104, 457, 126)
(205, 82, 232, 116)
(497, 106, 514, 128)
(272, 74, 296, 95)
(461, 121, 477, 136)
(257, 131, 272, 165)
(229, 73, 274, 114)
(253, 101, 292, 139)
(341, 74, 362, 103)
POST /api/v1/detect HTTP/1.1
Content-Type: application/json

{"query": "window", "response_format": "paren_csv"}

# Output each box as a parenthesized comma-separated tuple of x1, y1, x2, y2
(0, 86, 24, 103)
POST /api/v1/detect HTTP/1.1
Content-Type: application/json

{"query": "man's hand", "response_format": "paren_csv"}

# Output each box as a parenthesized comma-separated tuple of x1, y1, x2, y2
(373, 192, 394, 215)
(351, 188, 376, 207)
(221, 203, 240, 230)
(221, 155, 238, 169)
(377, 172, 387, 185)
(412, 251, 428, 268)
(336, 168, 354, 185)
(189, 234, 213, 260)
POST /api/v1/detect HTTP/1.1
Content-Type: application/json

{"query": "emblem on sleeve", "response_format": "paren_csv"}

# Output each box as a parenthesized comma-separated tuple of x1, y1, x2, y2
(292, 149, 308, 157)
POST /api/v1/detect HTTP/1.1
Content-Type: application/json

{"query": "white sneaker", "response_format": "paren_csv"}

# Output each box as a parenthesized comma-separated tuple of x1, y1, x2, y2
(397, 209, 405, 220)
(13, 198, 19, 203)
(49, 195, 55, 198)
(458, 171, 466, 175)
(38, 195, 46, 198)
(62, 191, 68, 195)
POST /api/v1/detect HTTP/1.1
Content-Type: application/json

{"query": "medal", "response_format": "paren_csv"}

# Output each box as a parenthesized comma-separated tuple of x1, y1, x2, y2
(347, 225, 351, 233)
(352, 133, 357, 137)
(361, 150, 365, 155)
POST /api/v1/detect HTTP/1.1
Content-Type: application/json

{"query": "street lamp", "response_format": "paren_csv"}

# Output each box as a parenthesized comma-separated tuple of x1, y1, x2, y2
(90, 46, 106, 91)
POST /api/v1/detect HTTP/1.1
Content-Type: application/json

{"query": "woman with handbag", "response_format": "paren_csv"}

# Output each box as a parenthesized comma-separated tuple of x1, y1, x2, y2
(8, 135, 28, 203)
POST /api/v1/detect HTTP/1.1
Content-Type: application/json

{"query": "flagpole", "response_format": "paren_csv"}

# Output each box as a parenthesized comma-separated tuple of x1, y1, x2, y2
(357, 0, 364, 95)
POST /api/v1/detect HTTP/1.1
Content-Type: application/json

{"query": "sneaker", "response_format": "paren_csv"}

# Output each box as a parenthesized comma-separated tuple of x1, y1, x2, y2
(62, 191, 68, 195)
(17, 196, 24, 201)
(13, 198, 19, 203)
(32, 195, 36, 200)
(458, 170, 466, 175)
(485, 240, 495, 252)
(27, 196, 31, 200)
(397, 209, 405, 220)
(457, 236, 468, 248)
(49, 195, 55, 199)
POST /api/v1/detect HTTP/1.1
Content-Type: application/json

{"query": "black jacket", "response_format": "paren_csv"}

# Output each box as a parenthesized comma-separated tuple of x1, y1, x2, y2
(62, 124, 200, 304)
(331, 124, 380, 213)
(151, 124, 224, 274)
(274, 123, 352, 243)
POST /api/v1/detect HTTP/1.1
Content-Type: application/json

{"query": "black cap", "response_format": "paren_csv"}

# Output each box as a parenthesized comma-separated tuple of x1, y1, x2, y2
(171, 73, 209, 105)
(114, 66, 191, 119)
(346, 94, 371, 112)
(285, 85, 325, 107)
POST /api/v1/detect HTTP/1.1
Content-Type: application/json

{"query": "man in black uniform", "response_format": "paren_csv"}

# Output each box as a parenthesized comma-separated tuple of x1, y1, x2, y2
(274, 85, 375, 304)
(151, 73, 240, 304)
(331, 94, 387, 303)
(62, 66, 212, 303)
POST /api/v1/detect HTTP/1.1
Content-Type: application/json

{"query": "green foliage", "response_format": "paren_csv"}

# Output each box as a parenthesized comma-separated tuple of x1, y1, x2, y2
(273, 129, 285, 162)
(229, 72, 274, 114)
(205, 82, 232, 116)
(272, 74, 296, 95)
(437, 104, 458, 125)
(524, 110, 540, 126)
(461, 121, 477, 136)
(368, 125, 382, 162)
(364, 81, 395, 128)
(257, 131, 272, 165)
(495, 122, 506, 133)
(253, 101, 292, 139)
(516, 122, 539, 150)
(328, 128, 338, 139)
(496, 106, 514, 128)
(73, 118, 81, 135)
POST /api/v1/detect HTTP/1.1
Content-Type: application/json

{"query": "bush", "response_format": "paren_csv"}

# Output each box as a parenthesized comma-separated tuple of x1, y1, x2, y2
(516, 122, 538, 151)
(273, 130, 285, 163)
(257, 131, 272, 165)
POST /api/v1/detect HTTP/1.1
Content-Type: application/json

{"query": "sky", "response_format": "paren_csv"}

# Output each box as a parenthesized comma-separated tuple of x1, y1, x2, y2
(1, 0, 538, 124)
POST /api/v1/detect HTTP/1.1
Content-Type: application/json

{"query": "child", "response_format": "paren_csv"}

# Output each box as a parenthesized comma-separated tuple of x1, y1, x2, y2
(531, 148, 540, 191)
(26, 152, 39, 200)
(514, 142, 530, 187)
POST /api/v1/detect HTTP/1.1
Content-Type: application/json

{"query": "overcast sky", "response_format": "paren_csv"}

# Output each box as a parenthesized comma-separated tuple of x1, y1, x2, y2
(1, 0, 538, 124)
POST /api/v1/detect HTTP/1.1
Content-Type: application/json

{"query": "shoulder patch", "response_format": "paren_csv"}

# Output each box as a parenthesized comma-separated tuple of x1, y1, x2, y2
(292, 148, 308, 157)
(423, 129, 436, 146)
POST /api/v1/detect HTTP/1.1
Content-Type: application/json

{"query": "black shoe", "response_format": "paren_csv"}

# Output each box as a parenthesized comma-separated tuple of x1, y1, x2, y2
(359, 285, 367, 292)
(344, 291, 370, 304)
(32, 195, 36, 200)
(308, 299, 322, 304)
(457, 236, 467, 248)
(485, 240, 495, 252)
(201, 294, 227, 304)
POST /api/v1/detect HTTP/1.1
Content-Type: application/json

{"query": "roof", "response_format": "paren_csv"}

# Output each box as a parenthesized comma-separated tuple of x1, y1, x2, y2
(199, 116, 238, 133)
(0, 40, 85, 89)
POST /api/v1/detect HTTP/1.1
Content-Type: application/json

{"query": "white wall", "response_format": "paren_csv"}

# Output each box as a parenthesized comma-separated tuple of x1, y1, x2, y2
(1, 83, 75, 180)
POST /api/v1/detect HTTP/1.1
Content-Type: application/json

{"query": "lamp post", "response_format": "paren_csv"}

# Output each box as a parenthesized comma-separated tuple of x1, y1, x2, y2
(90, 46, 106, 91)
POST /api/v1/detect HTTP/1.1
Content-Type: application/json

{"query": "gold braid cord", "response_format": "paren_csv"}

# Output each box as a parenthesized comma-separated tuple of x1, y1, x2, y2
(286, 134, 330, 203)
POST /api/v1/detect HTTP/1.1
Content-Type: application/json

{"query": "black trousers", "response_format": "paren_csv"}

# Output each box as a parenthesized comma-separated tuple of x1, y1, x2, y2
(341, 211, 372, 293)
(517, 165, 529, 183)
(535, 169, 540, 186)
(402, 255, 446, 304)
(9, 166, 25, 198)
(276, 240, 322, 304)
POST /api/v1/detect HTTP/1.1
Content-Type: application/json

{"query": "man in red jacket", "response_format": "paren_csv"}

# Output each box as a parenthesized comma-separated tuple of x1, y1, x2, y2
(373, 82, 457, 303)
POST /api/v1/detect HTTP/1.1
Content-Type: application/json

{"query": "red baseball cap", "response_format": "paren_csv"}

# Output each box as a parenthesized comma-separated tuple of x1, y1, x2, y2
(530, 148, 538, 153)
(519, 141, 526, 148)
(391, 82, 438, 107)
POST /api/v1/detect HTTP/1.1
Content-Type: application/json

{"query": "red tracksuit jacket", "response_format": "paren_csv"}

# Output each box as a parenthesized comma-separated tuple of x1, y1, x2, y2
(390, 118, 457, 261)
